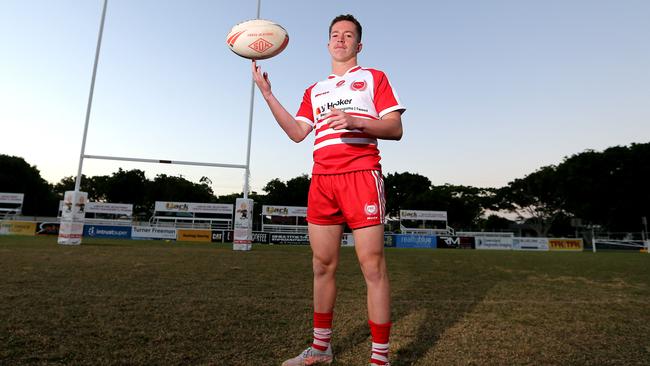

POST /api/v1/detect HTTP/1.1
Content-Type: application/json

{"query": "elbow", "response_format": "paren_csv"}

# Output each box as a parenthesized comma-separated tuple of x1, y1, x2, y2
(393, 126, 403, 141)
(289, 133, 306, 143)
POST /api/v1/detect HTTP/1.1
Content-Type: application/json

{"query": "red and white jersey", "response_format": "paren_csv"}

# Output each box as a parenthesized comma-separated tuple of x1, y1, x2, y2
(296, 66, 405, 174)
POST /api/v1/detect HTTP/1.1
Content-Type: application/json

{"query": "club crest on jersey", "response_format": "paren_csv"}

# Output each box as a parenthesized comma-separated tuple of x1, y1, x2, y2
(351, 80, 367, 91)
(336, 80, 346, 88)
(364, 202, 378, 216)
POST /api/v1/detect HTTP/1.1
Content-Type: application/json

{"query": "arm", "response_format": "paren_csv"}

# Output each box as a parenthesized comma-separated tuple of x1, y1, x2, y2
(326, 108, 403, 140)
(252, 61, 312, 143)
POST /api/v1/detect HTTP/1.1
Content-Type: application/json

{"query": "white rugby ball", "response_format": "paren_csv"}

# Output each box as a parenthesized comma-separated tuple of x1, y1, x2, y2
(226, 19, 289, 60)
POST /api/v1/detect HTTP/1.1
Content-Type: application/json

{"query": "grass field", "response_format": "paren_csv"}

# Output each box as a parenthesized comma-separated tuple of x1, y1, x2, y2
(1, 236, 649, 365)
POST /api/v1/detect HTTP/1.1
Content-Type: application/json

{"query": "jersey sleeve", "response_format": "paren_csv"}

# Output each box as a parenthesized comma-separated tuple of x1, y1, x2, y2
(370, 69, 406, 118)
(295, 83, 317, 127)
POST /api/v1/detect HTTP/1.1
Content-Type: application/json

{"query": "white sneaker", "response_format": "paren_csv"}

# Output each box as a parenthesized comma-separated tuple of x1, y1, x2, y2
(281, 346, 333, 366)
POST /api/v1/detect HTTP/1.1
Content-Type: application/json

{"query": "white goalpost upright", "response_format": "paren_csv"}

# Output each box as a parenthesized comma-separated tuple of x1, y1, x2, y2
(59, 0, 262, 251)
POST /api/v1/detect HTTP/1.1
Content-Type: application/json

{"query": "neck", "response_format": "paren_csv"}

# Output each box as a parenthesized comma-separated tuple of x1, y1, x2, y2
(331, 58, 358, 76)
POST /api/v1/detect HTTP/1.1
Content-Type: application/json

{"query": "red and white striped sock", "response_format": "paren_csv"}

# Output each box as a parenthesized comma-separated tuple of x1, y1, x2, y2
(312, 312, 333, 352)
(369, 320, 391, 365)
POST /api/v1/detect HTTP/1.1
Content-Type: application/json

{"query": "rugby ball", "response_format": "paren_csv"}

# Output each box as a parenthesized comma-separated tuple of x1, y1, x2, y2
(226, 19, 289, 60)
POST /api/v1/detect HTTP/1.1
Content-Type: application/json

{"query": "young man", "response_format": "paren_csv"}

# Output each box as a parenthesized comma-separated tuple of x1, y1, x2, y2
(252, 14, 405, 366)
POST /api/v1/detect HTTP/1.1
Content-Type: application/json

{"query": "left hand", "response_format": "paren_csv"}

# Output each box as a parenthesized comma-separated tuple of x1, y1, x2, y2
(325, 107, 362, 130)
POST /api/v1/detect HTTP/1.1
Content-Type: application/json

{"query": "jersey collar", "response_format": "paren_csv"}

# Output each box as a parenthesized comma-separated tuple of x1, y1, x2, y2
(328, 65, 362, 79)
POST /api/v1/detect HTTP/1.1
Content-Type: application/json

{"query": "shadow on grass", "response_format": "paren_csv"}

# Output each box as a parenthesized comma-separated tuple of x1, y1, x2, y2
(333, 250, 499, 366)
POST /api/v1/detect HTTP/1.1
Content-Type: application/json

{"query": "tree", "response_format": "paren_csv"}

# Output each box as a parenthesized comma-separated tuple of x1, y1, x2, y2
(144, 174, 216, 214)
(384, 172, 432, 217)
(556, 143, 650, 232)
(0, 154, 58, 216)
(497, 166, 564, 236)
(262, 174, 310, 206)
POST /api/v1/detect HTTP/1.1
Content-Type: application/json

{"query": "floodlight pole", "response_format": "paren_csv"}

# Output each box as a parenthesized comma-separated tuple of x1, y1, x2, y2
(74, 0, 109, 193)
(242, 0, 262, 199)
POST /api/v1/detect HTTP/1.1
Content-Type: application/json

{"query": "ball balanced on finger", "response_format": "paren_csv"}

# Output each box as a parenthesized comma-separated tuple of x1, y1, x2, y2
(226, 19, 289, 60)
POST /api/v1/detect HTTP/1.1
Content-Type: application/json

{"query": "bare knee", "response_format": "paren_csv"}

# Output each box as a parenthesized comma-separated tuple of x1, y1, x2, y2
(313, 255, 337, 278)
(359, 256, 387, 284)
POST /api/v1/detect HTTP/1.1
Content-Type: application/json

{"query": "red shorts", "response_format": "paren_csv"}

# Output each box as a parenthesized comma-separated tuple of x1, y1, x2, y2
(307, 170, 386, 229)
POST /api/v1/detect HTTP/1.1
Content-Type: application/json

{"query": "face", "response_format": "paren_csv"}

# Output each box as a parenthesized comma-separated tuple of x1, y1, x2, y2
(328, 20, 362, 62)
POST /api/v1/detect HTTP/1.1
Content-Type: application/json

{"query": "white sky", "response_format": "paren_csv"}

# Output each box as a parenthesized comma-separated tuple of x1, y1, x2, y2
(1, 0, 649, 195)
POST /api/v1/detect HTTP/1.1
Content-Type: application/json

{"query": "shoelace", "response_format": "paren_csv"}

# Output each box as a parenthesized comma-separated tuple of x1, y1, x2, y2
(301, 347, 313, 358)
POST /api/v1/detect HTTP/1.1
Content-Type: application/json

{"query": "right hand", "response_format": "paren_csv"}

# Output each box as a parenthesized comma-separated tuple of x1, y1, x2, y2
(252, 60, 272, 98)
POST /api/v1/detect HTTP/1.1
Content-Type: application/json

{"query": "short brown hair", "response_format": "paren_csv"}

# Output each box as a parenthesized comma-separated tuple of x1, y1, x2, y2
(329, 14, 362, 43)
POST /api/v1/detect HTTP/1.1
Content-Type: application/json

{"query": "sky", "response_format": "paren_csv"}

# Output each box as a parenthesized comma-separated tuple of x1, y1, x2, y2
(1, 0, 649, 196)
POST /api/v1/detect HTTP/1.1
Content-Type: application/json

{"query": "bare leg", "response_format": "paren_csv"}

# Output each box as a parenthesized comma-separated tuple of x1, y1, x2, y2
(308, 223, 344, 313)
(353, 224, 390, 323)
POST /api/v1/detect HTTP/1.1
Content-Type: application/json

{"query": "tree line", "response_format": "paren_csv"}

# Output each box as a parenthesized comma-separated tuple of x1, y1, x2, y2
(1, 142, 648, 236)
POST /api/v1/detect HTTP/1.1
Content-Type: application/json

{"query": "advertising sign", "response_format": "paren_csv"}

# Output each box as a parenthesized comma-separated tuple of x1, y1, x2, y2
(475, 235, 514, 250)
(0, 221, 36, 235)
(177, 229, 212, 242)
(437, 236, 475, 249)
(60, 201, 133, 216)
(233, 198, 253, 250)
(83, 225, 132, 239)
(269, 233, 310, 245)
(548, 238, 583, 251)
(400, 210, 447, 221)
(211, 230, 226, 242)
(263, 205, 307, 217)
(383, 234, 395, 247)
(394, 234, 437, 249)
(154, 201, 233, 214)
(0, 193, 24, 204)
(58, 191, 88, 245)
(131, 226, 177, 240)
(513, 237, 549, 251)
(36, 222, 60, 235)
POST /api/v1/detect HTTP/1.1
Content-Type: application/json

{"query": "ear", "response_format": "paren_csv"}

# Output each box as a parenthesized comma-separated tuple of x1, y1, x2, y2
(357, 42, 363, 53)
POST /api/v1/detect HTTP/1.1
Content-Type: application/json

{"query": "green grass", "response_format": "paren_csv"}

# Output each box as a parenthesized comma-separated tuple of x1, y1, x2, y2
(1, 235, 649, 365)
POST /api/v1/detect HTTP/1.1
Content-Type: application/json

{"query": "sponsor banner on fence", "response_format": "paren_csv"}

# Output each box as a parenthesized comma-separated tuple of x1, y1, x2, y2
(513, 237, 549, 251)
(383, 234, 395, 247)
(59, 201, 134, 216)
(548, 238, 583, 251)
(400, 210, 447, 221)
(394, 234, 437, 249)
(0, 192, 24, 204)
(83, 225, 132, 239)
(262, 205, 307, 217)
(36, 222, 60, 235)
(0, 221, 36, 236)
(475, 235, 514, 250)
(437, 235, 475, 249)
(458, 231, 514, 238)
(252, 232, 269, 244)
(132, 226, 176, 240)
(177, 229, 212, 242)
(269, 233, 310, 245)
(154, 201, 233, 214)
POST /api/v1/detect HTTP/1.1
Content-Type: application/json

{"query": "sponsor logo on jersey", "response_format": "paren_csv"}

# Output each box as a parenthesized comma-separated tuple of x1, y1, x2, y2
(319, 99, 352, 112)
(351, 80, 367, 91)
(336, 80, 346, 88)
(314, 91, 330, 98)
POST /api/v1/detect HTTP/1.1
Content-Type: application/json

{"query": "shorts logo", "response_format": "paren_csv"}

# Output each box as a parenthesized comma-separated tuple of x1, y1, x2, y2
(336, 80, 346, 88)
(351, 80, 367, 91)
(364, 202, 378, 216)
